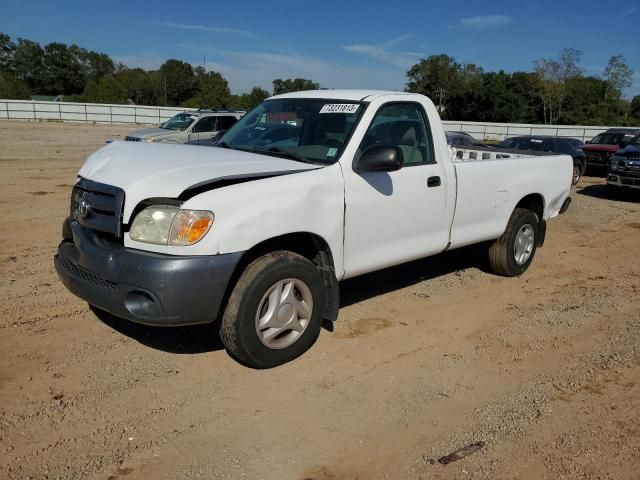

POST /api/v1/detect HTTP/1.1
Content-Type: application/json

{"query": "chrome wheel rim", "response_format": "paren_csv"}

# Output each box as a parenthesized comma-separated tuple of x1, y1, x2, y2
(514, 224, 535, 266)
(255, 278, 313, 349)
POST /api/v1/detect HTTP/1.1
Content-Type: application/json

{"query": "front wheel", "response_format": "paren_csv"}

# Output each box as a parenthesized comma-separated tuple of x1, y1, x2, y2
(219, 251, 324, 369)
(488, 208, 539, 277)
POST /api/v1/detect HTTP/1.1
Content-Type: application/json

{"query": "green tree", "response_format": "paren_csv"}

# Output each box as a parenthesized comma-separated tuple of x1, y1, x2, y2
(185, 67, 231, 109)
(13, 38, 45, 92)
(0, 33, 16, 73)
(116, 67, 158, 105)
(533, 48, 583, 124)
(42, 42, 86, 95)
(0, 72, 30, 98)
(630, 95, 640, 121)
(232, 86, 270, 111)
(604, 55, 633, 101)
(158, 59, 195, 106)
(81, 75, 126, 104)
(405, 54, 461, 117)
(272, 78, 319, 95)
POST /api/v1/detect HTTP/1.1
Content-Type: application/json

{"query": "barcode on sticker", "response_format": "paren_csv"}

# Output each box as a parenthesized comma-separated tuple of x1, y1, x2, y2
(319, 104, 359, 114)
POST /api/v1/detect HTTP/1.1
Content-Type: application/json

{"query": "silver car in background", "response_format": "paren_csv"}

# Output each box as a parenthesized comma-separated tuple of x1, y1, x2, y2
(125, 110, 244, 144)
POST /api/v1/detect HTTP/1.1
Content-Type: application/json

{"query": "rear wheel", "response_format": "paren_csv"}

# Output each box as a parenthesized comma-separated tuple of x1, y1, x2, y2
(219, 251, 324, 369)
(488, 208, 539, 277)
(572, 163, 582, 185)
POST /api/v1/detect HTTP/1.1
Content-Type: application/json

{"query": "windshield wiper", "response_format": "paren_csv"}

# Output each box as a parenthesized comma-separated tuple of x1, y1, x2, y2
(261, 147, 315, 164)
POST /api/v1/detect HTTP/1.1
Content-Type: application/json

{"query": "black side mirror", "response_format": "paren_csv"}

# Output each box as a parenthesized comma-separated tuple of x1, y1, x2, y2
(211, 131, 226, 144)
(355, 145, 404, 173)
(585, 140, 591, 144)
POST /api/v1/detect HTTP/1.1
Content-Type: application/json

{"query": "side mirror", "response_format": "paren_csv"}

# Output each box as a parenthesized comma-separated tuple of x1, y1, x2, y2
(355, 145, 404, 173)
(211, 131, 227, 144)
(585, 140, 591, 144)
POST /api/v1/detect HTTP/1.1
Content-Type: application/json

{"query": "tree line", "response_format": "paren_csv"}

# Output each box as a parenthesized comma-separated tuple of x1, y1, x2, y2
(406, 49, 638, 125)
(1, 32, 638, 125)
(0, 33, 319, 111)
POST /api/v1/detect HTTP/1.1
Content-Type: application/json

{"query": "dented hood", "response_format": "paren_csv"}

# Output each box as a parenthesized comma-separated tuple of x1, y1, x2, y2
(78, 141, 317, 221)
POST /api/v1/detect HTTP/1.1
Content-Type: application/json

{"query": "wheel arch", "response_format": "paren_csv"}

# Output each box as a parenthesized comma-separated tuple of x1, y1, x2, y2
(221, 232, 339, 325)
(513, 193, 546, 246)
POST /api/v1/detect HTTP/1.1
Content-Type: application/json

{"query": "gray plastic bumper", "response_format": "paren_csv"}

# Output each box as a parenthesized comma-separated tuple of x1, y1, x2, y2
(54, 219, 243, 326)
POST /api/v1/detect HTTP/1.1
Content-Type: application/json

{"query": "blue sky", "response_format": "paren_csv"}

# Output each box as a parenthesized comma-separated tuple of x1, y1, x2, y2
(1, 0, 639, 97)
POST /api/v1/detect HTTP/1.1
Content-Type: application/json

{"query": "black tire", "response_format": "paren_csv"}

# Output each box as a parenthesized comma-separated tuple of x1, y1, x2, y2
(219, 251, 324, 369)
(572, 162, 582, 185)
(488, 208, 539, 277)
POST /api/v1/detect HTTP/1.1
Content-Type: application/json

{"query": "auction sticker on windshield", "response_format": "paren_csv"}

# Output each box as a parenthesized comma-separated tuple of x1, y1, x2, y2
(319, 104, 360, 114)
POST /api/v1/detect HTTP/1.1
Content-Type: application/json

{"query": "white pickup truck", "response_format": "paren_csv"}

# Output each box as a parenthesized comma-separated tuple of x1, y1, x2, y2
(55, 90, 572, 368)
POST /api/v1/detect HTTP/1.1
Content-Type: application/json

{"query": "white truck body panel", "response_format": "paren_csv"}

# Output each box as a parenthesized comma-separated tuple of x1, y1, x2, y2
(74, 90, 572, 281)
(450, 156, 571, 249)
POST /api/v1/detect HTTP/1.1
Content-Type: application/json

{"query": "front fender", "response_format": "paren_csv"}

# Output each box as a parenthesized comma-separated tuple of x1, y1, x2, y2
(161, 163, 346, 278)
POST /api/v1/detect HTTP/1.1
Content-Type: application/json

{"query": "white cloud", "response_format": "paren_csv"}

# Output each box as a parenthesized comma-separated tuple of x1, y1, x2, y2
(342, 34, 424, 68)
(177, 44, 408, 94)
(622, 7, 637, 16)
(459, 15, 513, 28)
(140, 20, 256, 37)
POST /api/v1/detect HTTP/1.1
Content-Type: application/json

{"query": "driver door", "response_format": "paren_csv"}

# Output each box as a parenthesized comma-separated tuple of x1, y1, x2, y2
(342, 102, 451, 277)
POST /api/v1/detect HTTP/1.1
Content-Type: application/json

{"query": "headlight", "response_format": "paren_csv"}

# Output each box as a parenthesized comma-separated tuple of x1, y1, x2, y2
(610, 158, 626, 172)
(129, 205, 214, 246)
(144, 137, 158, 142)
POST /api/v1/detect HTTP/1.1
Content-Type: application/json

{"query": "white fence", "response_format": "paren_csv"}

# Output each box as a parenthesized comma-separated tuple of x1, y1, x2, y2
(441, 120, 619, 142)
(1, 99, 635, 142)
(0, 99, 194, 125)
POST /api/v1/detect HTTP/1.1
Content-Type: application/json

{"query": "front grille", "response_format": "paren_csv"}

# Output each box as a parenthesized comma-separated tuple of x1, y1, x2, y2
(71, 179, 125, 238)
(621, 168, 640, 179)
(60, 257, 116, 291)
(125, 136, 142, 142)
(585, 150, 610, 165)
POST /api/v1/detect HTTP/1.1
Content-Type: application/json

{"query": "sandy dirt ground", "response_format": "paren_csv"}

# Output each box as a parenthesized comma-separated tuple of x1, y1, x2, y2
(0, 120, 639, 480)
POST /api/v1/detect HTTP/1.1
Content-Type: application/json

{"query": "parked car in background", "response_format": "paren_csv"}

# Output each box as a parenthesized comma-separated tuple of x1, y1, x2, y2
(446, 131, 485, 148)
(581, 128, 640, 176)
(125, 110, 244, 144)
(495, 136, 586, 185)
(607, 134, 640, 194)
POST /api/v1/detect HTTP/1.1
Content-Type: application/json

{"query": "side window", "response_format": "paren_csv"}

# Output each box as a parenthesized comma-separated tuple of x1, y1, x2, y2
(192, 116, 216, 133)
(542, 139, 555, 152)
(360, 103, 434, 165)
(217, 116, 238, 131)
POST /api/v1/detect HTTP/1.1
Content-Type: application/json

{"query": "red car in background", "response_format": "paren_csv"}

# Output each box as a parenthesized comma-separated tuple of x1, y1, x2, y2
(582, 128, 640, 175)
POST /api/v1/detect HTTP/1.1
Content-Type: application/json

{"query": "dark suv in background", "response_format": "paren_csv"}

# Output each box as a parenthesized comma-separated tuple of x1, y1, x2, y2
(581, 128, 640, 176)
(607, 135, 640, 193)
(495, 135, 586, 184)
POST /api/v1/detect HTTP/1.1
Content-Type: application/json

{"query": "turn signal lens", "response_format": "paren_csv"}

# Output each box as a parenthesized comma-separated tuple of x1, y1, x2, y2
(168, 210, 214, 246)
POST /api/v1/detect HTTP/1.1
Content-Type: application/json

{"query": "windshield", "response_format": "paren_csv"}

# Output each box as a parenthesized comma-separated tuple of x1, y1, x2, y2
(219, 98, 365, 165)
(161, 113, 197, 131)
(634, 136, 640, 145)
(590, 132, 633, 145)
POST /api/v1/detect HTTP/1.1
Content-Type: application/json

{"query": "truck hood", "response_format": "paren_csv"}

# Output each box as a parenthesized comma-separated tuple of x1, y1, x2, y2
(126, 127, 175, 139)
(614, 145, 640, 159)
(78, 141, 318, 221)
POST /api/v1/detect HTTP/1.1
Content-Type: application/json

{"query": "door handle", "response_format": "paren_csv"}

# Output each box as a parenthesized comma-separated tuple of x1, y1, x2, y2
(427, 176, 441, 187)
